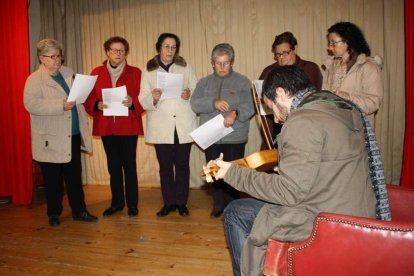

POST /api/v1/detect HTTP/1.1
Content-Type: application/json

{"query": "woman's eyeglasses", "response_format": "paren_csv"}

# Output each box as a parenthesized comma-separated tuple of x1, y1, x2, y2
(109, 48, 126, 55)
(42, 55, 64, 61)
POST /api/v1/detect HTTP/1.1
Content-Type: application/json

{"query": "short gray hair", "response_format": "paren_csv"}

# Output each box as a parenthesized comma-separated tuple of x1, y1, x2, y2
(211, 43, 235, 63)
(37, 38, 62, 57)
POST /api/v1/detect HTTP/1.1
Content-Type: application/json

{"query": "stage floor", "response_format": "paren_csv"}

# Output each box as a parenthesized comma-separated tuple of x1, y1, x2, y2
(0, 185, 232, 275)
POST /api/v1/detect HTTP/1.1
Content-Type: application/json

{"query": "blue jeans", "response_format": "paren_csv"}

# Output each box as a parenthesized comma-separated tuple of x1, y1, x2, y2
(224, 198, 265, 276)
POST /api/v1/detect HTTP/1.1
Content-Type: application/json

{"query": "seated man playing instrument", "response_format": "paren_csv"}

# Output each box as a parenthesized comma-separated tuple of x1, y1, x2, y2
(205, 65, 390, 276)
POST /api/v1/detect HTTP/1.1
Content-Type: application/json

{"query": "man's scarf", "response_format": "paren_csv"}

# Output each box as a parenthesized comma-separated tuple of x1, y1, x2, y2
(290, 89, 391, 221)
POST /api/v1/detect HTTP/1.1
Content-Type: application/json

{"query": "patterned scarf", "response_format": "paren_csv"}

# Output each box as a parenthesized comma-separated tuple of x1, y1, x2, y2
(290, 89, 391, 221)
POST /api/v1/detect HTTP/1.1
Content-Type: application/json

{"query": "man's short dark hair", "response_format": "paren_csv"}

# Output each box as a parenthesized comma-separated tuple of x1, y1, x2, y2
(262, 65, 311, 100)
(272, 32, 298, 51)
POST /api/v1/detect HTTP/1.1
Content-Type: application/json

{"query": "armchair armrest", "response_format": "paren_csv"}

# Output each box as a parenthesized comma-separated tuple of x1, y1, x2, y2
(264, 212, 414, 276)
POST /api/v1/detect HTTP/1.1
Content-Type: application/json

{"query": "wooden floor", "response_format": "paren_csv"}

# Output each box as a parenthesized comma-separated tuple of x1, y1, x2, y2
(0, 186, 233, 276)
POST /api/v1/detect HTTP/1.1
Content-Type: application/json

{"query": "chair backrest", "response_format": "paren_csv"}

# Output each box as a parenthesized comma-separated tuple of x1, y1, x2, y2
(387, 184, 414, 221)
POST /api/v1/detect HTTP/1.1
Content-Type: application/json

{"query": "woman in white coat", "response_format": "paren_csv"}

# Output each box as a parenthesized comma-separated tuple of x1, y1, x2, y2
(139, 33, 197, 217)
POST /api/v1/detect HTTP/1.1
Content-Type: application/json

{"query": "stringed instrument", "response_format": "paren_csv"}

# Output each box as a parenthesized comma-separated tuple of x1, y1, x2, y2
(200, 81, 279, 183)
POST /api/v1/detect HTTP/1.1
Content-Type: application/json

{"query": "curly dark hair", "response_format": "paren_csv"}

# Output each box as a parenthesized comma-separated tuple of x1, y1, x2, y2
(272, 32, 298, 51)
(328, 22, 371, 56)
(103, 36, 130, 55)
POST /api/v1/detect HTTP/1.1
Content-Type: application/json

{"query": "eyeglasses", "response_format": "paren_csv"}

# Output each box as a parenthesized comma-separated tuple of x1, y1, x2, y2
(162, 44, 177, 51)
(274, 50, 292, 59)
(109, 48, 126, 55)
(214, 61, 231, 67)
(42, 55, 64, 61)
(328, 40, 344, 47)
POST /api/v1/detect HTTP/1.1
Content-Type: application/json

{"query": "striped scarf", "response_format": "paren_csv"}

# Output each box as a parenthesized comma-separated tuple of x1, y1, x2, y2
(290, 89, 391, 221)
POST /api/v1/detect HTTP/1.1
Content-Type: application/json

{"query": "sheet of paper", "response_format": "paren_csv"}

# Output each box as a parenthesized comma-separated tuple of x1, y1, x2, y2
(190, 114, 234, 150)
(253, 80, 272, 115)
(157, 71, 184, 101)
(102, 85, 128, 116)
(67, 74, 98, 104)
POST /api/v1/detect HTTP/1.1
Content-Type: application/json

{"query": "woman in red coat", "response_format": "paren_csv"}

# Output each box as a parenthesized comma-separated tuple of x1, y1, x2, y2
(85, 36, 144, 217)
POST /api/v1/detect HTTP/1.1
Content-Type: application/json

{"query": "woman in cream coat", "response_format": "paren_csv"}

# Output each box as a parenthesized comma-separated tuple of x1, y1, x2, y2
(139, 33, 197, 217)
(24, 39, 97, 227)
(322, 21, 383, 128)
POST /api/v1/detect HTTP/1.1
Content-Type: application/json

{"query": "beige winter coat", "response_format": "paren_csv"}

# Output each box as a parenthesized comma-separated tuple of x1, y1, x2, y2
(224, 99, 376, 276)
(322, 53, 383, 127)
(24, 66, 92, 163)
(139, 59, 197, 144)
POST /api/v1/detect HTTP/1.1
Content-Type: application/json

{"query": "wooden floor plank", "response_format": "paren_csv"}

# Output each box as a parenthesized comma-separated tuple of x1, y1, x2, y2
(0, 186, 233, 275)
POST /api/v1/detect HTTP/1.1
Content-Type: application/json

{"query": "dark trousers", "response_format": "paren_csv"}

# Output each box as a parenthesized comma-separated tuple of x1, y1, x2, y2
(39, 134, 86, 217)
(102, 135, 138, 209)
(154, 130, 192, 206)
(205, 143, 245, 211)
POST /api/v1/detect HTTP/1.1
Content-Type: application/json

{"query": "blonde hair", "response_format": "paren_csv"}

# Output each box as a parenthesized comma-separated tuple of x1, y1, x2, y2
(37, 39, 62, 60)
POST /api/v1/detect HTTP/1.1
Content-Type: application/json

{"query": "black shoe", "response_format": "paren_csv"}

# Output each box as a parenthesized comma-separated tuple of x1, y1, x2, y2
(210, 210, 223, 218)
(156, 205, 177, 217)
(48, 215, 60, 227)
(128, 208, 139, 217)
(102, 206, 123, 217)
(73, 211, 98, 222)
(177, 205, 189, 217)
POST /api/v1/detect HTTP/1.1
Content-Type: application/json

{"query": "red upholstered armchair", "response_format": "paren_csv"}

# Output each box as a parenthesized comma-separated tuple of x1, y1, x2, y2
(263, 185, 414, 276)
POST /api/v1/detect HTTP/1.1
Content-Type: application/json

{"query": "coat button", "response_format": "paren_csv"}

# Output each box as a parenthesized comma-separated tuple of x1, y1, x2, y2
(173, 115, 176, 118)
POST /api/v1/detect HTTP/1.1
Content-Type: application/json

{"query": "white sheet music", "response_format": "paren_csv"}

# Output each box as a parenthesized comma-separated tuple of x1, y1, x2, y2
(253, 80, 272, 115)
(190, 114, 234, 150)
(157, 72, 184, 101)
(67, 74, 98, 104)
(102, 85, 128, 116)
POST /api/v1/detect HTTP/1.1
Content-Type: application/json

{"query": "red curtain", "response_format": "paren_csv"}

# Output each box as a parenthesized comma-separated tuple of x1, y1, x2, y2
(0, 0, 33, 204)
(401, 0, 414, 187)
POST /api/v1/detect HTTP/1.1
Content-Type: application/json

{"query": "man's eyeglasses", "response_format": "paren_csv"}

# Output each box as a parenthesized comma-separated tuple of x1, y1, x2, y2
(162, 44, 177, 51)
(42, 55, 64, 61)
(328, 40, 344, 47)
(109, 48, 126, 55)
(274, 50, 292, 59)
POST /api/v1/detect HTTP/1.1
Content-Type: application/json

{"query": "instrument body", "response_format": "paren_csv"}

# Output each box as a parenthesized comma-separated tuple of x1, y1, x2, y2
(201, 149, 278, 183)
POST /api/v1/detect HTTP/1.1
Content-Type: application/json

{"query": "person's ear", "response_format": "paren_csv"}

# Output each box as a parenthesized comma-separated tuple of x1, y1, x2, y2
(276, 87, 287, 99)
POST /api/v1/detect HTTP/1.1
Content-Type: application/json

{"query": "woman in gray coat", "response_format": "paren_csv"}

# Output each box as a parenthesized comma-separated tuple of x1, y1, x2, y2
(191, 43, 255, 218)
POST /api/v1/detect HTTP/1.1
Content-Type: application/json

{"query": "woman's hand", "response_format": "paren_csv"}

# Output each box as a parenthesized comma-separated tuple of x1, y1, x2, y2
(63, 100, 76, 111)
(214, 99, 230, 112)
(181, 88, 191, 100)
(97, 101, 107, 111)
(122, 95, 133, 107)
(223, 110, 237, 127)
(152, 88, 162, 105)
